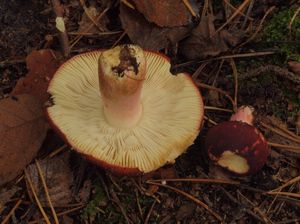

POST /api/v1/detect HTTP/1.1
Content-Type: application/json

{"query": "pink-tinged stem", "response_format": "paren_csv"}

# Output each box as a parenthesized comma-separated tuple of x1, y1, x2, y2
(230, 106, 254, 125)
(98, 45, 146, 128)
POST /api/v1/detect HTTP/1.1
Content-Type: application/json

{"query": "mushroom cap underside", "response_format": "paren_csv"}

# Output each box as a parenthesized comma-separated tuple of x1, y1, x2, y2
(47, 50, 204, 173)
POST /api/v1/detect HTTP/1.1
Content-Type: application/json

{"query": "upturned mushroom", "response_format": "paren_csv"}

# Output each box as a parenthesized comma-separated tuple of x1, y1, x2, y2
(47, 45, 204, 175)
(205, 106, 269, 175)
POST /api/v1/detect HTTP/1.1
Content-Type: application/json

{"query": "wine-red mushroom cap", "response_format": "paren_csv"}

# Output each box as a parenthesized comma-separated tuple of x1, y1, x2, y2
(205, 121, 269, 175)
(47, 45, 204, 174)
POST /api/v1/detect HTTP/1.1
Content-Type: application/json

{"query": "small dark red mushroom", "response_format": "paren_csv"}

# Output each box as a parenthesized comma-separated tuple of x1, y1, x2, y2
(205, 106, 270, 175)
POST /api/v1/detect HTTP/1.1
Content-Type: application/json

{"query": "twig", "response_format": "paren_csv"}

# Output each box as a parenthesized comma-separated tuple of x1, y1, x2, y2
(144, 200, 156, 224)
(222, 0, 253, 20)
(204, 115, 218, 125)
(229, 58, 238, 111)
(204, 106, 233, 112)
(261, 122, 300, 144)
(239, 65, 300, 84)
(214, 0, 252, 35)
(51, 0, 70, 57)
(135, 190, 143, 220)
(195, 82, 235, 109)
(269, 176, 300, 193)
(0, 59, 25, 68)
(110, 189, 132, 224)
(112, 31, 126, 48)
(70, 7, 109, 49)
(1, 199, 22, 224)
(24, 170, 51, 224)
(241, 0, 254, 28)
(148, 178, 239, 185)
(288, 7, 300, 36)
(49, 144, 67, 158)
(266, 191, 300, 198)
(239, 6, 276, 47)
(175, 51, 275, 68)
(28, 204, 85, 224)
(35, 160, 59, 224)
(268, 142, 300, 153)
(182, 0, 197, 17)
(147, 181, 223, 222)
(79, 0, 104, 32)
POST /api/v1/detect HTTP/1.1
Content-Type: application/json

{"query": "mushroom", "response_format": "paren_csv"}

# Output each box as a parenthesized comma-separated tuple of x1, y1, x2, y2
(205, 106, 269, 175)
(47, 45, 204, 175)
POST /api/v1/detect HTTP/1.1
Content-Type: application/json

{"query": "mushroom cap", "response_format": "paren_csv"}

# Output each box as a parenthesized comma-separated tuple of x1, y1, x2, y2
(47, 50, 204, 174)
(205, 121, 269, 175)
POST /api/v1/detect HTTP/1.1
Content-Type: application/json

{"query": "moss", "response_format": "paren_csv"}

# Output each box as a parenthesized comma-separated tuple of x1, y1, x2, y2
(263, 8, 300, 61)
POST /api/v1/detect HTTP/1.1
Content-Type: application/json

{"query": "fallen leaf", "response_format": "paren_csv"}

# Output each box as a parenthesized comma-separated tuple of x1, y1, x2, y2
(130, 0, 200, 27)
(75, 179, 92, 203)
(288, 61, 300, 75)
(120, 4, 190, 51)
(25, 152, 73, 207)
(0, 94, 47, 185)
(11, 49, 62, 103)
(175, 203, 196, 221)
(180, 5, 241, 60)
(0, 186, 21, 213)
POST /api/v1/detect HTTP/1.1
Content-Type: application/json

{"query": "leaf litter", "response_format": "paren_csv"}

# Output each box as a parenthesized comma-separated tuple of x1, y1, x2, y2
(1, 0, 300, 223)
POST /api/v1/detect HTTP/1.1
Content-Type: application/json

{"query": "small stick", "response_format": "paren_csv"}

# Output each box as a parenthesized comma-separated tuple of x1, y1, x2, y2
(204, 106, 233, 112)
(135, 190, 143, 220)
(229, 58, 238, 111)
(112, 31, 126, 48)
(24, 170, 51, 224)
(144, 200, 156, 224)
(147, 181, 223, 222)
(239, 6, 276, 47)
(261, 122, 300, 144)
(110, 189, 132, 224)
(196, 82, 235, 109)
(1, 199, 22, 224)
(35, 160, 59, 224)
(239, 65, 300, 85)
(51, 0, 70, 57)
(222, 0, 253, 20)
(214, 0, 251, 35)
(175, 51, 275, 68)
(148, 178, 239, 185)
(269, 176, 300, 193)
(79, 0, 104, 32)
(28, 204, 85, 224)
(268, 142, 300, 153)
(288, 7, 300, 35)
(120, 0, 135, 9)
(182, 0, 197, 17)
(49, 144, 67, 158)
(266, 191, 300, 199)
(204, 115, 218, 125)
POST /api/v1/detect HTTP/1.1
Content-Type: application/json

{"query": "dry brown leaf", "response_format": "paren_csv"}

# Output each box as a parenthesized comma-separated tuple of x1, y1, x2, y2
(130, 0, 200, 27)
(181, 6, 241, 60)
(288, 61, 300, 75)
(11, 49, 61, 103)
(120, 4, 190, 51)
(0, 94, 47, 185)
(25, 152, 73, 207)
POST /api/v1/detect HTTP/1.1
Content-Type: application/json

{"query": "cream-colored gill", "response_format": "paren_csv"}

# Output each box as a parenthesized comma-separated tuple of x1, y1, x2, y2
(47, 50, 203, 173)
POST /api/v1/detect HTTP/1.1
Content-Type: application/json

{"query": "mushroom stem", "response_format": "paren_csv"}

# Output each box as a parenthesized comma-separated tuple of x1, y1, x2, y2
(230, 106, 254, 126)
(98, 45, 146, 128)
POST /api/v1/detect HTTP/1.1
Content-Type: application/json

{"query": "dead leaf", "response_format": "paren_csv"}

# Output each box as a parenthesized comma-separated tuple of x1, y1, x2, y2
(288, 61, 300, 75)
(181, 5, 241, 60)
(25, 152, 73, 207)
(0, 94, 47, 185)
(130, 0, 200, 27)
(120, 4, 190, 51)
(75, 179, 92, 203)
(0, 186, 21, 213)
(11, 49, 62, 103)
(175, 203, 196, 221)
